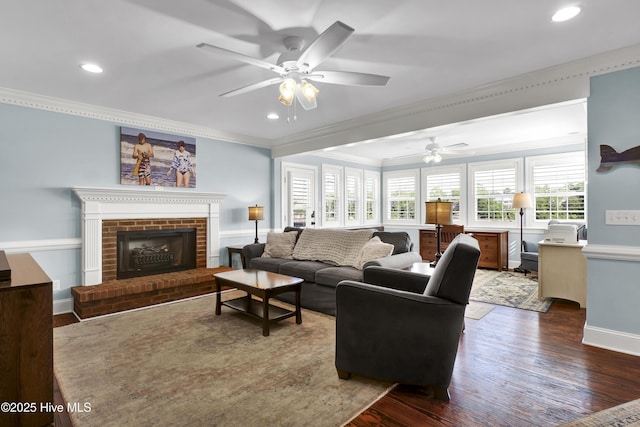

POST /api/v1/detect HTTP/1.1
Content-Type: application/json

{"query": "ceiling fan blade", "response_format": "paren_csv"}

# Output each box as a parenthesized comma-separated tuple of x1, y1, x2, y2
(307, 70, 390, 86)
(295, 86, 318, 110)
(220, 77, 284, 97)
(197, 42, 285, 74)
(443, 142, 469, 150)
(296, 21, 354, 71)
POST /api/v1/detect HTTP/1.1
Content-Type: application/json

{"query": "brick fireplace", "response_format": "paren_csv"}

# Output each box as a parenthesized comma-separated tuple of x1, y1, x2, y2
(71, 187, 230, 318)
(104, 218, 204, 281)
(73, 187, 227, 286)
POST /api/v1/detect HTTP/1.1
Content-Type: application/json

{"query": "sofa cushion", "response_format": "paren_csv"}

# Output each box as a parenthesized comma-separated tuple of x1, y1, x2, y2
(355, 236, 394, 270)
(315, 266, 364, 288)
(249, 257, 291, 273)
(262, 231, 298, 259)
(373, 231, 412, 254)
(279, 260, 331, 282)
(292, 228, 374, 267)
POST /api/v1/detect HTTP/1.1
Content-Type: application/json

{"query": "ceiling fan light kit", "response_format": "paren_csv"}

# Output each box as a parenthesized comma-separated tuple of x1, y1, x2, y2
(197, 20, 389, 116)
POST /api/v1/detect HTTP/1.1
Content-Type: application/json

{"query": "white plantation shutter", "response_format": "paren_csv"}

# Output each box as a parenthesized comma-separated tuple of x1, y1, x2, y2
(532, 158, 585, 221)
(385, 171, 418, 221)
(473, 166, 517, 222)
(284, 165, 315, 228)
(426, 172, 461, 221)
(364, 171, 380, 224)
(322, 166, 342, 226)
(345, 168, 363, 224)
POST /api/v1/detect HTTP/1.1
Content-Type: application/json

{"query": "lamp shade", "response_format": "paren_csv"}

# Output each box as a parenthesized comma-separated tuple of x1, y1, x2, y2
(248, 205, 264, 221)
(425, 199, 453, 225)
(512, 193, 533, 209)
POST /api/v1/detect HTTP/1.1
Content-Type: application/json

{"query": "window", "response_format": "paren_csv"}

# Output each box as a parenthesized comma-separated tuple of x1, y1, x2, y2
(422, 165, 466, 223)
(364, 170, 380, 224)
(469, 159, 522, 226)
(282, 163, 316, 228)
(384, 170, 419, 223)
(345, 168, 363, 225)
(322, 165, 342, 227)
(527, 152, 586, 223)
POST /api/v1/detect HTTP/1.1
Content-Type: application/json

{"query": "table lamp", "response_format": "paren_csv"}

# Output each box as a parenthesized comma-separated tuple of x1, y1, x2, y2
(248, 205, 264, 244)
(425, 198, 452, 265)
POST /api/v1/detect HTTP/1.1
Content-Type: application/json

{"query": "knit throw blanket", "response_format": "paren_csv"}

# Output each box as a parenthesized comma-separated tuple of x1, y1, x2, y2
(292, 229, 374, 268)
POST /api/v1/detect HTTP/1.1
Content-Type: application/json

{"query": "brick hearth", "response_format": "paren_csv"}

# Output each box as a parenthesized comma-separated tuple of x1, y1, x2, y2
(72, 266, 233, 319)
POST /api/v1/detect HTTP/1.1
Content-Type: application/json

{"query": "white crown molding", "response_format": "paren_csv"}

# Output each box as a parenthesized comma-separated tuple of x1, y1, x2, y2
(582, 244, 640, 262)
(271, 43, 640, 158)
(307, 151, 383, 167)
(0, 87, 272, 149)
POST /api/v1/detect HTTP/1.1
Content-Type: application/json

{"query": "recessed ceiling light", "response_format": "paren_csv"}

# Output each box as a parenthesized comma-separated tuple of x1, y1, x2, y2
(267, 113, 279, 120)
(80, 63, 103, 74)
(552, 6, 581, 22)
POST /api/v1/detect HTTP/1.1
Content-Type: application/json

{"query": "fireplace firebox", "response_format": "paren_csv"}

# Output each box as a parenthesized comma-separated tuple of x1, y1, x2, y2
(117, 228, 196, 279)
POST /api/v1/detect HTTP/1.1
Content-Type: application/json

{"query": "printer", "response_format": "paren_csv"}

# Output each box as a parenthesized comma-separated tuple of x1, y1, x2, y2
(543, 223, 578, 244)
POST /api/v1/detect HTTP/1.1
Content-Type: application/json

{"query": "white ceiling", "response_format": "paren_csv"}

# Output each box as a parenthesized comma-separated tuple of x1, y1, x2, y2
(2, 1, 639, 164)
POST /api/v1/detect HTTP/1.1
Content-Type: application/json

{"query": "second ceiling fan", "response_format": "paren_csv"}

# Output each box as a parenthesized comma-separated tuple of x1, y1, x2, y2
(197, 21, 390, 110)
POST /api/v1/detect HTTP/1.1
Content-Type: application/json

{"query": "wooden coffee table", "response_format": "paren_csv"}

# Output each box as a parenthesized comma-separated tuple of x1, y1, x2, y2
(213, 269, 303, 336)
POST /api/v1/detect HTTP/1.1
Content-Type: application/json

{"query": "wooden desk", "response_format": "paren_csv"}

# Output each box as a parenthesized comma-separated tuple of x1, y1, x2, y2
(226, 245, 246, 268)
(538, 240, 587, 307)
(420, 229, 509, 271)
(0, 253, 53, 427)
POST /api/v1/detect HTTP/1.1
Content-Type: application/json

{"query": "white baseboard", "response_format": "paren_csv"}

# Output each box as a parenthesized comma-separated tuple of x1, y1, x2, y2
(54, 298, 74, 315)
(583, 323, 640, 357)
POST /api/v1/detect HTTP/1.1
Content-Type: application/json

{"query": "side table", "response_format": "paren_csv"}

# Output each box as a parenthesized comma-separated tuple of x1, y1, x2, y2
(227, 245, 246, 268)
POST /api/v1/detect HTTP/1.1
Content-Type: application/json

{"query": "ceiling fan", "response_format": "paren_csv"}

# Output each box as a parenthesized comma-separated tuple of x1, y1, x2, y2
(196, 21, 390, 110)
(422, 137, 469, 163)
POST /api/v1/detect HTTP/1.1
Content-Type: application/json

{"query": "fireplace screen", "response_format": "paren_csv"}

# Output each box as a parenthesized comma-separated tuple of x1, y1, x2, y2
(117, 228, 196, 279)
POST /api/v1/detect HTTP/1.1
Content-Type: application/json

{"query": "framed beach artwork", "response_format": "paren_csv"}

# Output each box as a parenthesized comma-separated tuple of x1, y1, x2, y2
(120, 127, 197, 188)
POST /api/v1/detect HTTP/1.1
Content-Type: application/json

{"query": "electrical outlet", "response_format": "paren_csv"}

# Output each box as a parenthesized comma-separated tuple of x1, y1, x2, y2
(605, 210, 640, 225)
(53, 279, 61, 291)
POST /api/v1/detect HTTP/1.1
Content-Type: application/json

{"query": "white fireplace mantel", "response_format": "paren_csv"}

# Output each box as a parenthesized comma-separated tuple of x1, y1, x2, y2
(73, 186, 227, 286)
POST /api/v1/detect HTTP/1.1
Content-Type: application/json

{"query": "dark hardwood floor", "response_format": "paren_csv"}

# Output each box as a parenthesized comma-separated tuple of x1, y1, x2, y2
(53, 299, 640, 426)
(347, 300, 640, 426)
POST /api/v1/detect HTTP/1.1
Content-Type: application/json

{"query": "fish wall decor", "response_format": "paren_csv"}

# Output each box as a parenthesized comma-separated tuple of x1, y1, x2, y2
(596, 144, 640, 172)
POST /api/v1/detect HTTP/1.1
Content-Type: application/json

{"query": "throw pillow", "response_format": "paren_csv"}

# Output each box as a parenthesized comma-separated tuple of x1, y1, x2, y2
(356, 236, 394, 270)
(373, 231, 412, 254)
(261, 231, 298, 259)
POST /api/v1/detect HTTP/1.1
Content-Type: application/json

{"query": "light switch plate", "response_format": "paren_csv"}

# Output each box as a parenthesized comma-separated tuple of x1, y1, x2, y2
(605, 210, 640, 225)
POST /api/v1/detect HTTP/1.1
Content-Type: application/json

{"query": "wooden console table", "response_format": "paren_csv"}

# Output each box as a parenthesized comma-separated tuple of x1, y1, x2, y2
(0, 253, 53, 427)
(420, 228, 509, 271)
(538, 240, 587, 307)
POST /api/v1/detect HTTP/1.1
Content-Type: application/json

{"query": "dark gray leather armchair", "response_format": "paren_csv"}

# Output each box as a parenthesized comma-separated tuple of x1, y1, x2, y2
(335, 234, 481, 401)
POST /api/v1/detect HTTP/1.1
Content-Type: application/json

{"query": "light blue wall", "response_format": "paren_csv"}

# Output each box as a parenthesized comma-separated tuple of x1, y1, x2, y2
(0, 103, 271, 301)
(587, 67, 640, 336)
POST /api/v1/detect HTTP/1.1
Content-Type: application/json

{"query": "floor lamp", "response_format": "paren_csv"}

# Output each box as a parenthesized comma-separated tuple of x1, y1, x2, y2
(512, 192, 533, 251)
(248, 205, 264, 244)
(425, 198, 453, 266)
(513, 192, 533, 273)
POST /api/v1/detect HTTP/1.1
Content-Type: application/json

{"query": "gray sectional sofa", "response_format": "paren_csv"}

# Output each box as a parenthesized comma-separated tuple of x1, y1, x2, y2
(242, 227, 422, 315)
